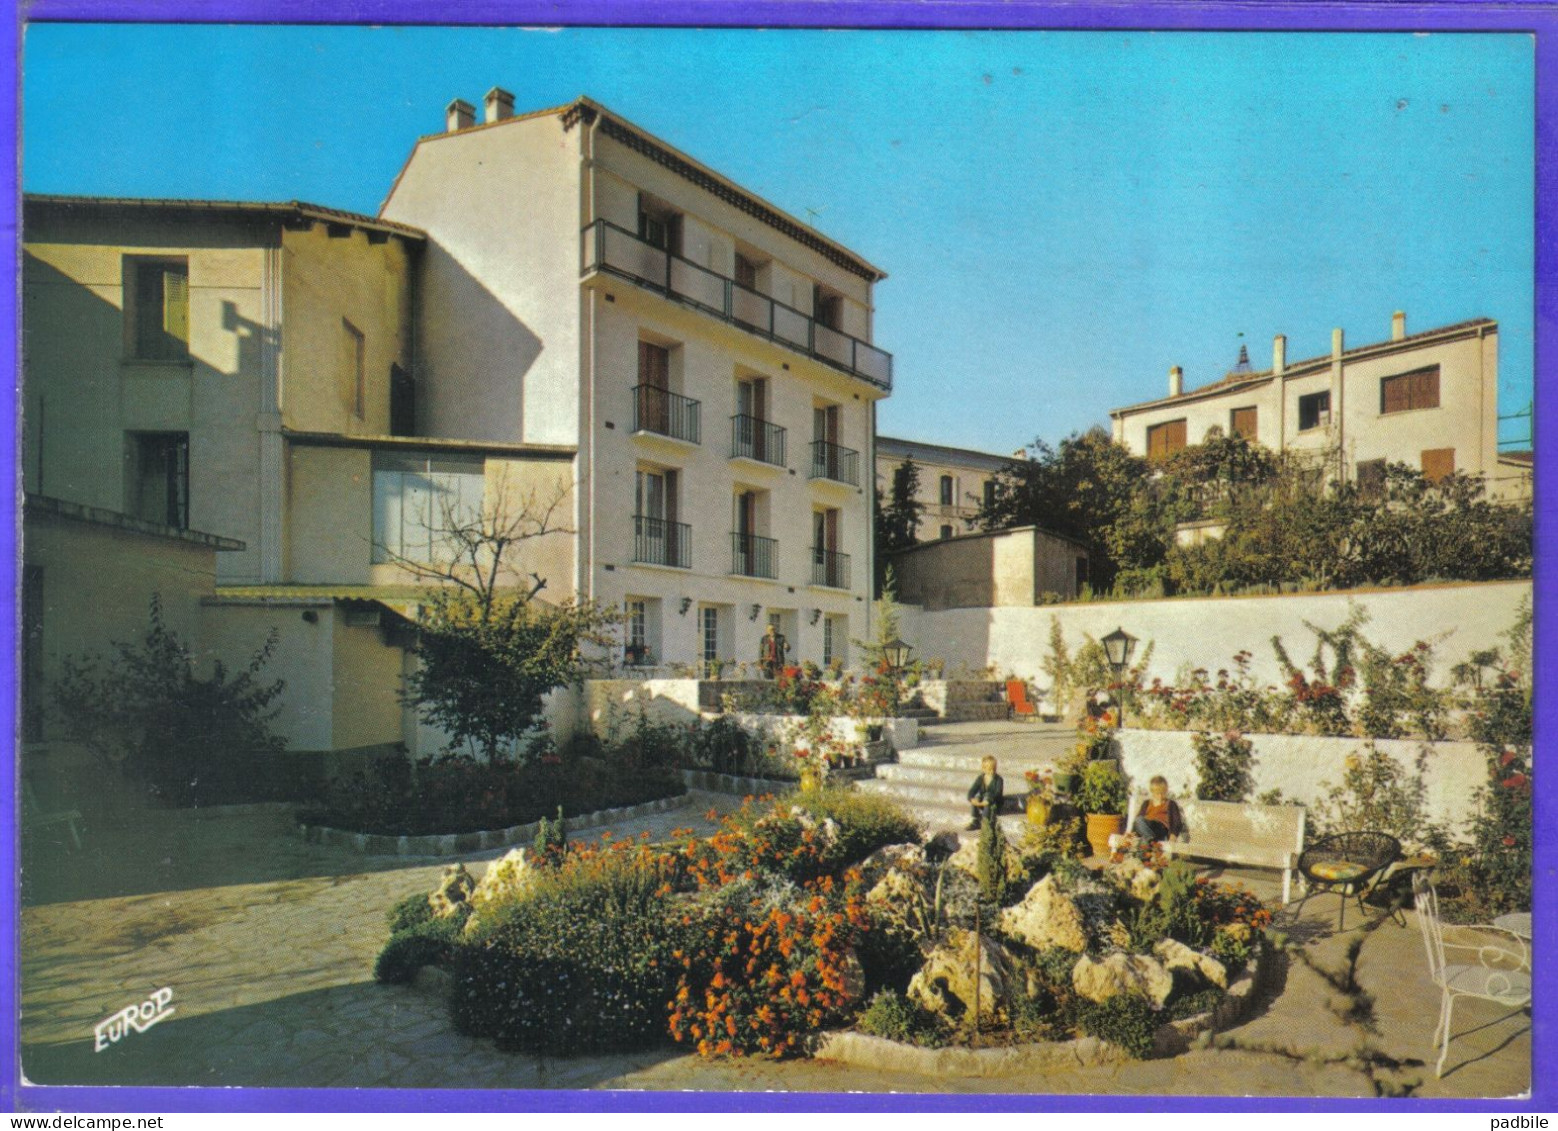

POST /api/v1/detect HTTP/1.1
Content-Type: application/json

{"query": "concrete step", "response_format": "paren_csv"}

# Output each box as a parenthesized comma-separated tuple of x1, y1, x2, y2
(939, 703, 1013, 723)
(854, 781, 1031, 839)
(853, 779, 1032, 809)
(875, 763, 1046, 790)
(896, 748, 1060, 773)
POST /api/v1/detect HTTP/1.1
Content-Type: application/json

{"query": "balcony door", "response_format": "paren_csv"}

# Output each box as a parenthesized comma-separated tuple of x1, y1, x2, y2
(638, 341, 671, 434)
(814, 404, 840, 479)
(737, 377, 768, 461)
(636, 467, 680, 565)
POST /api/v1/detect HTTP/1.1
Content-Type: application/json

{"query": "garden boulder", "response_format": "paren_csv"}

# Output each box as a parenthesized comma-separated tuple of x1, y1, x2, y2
(429, 863, 475, 918)
(1106, 855, 1161, 902)
(468, 848, 535, 918)
(1072, 952, 1174, 1007)
(1153, 937, 1228, 990)
(948, 832, 1024, 884)
(907, 928, 1014, 1023)
(998, 874, 1089, 953)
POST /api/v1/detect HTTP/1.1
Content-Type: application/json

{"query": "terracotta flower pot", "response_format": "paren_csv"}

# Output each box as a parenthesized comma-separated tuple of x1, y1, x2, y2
(1026, 795, 1052, 827)
(1085, 813, 1125, 858)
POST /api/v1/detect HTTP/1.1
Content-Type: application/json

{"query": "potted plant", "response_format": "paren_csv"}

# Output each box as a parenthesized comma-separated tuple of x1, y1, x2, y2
(1077, 761, 1127, 858)
(1023, 767, 1057, 826)
(795, 747, 821, 792)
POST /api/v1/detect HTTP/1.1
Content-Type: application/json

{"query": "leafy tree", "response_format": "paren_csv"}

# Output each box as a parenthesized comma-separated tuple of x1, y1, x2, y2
(51, 595, 287, 805)
(384, 467, 618, 762)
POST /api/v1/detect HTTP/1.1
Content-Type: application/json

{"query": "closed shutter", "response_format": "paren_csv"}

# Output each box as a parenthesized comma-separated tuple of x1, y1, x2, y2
(1146, 419, 1187, 459)
(1422, 448, 1455, 483)
(162, 266, 189, 344)
(1230, 406, 1257, 439)
(1356, 459, 1387, 499)
(638, 341, 670, 388)
(1382, 367, 1440, 413)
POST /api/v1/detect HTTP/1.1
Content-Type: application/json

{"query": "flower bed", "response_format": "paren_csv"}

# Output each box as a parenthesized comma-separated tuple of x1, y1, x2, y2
(378, 786, 1278, 1064)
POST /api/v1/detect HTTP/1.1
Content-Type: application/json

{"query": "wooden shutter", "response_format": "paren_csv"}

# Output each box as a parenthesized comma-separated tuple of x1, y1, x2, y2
(1230, 406, 1257, 439)
(1356, 459, 1387, 499)
(162, 266, 188, 345)
(1422, 448, 1455, 483)
(1147, 419, 1187, 460)
(638, 341, 669, 388)
(1382, 366, 1440, 413)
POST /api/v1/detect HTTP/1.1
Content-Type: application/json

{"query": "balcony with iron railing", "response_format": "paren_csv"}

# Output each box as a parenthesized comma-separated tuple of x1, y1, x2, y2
(809, 440, 860, 486)
(582, 219, 893, 391)
(810, 546, 851, 590)
(632, 384, 701, 445)
(730, 531, 778, 579)
(632, 514, 691, 569)
(731, 414, 787, 467)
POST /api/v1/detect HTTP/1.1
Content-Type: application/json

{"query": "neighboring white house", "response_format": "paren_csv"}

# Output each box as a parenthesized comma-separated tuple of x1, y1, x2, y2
(1109, 312, 1528, 500)
(381, 92, 893, 673)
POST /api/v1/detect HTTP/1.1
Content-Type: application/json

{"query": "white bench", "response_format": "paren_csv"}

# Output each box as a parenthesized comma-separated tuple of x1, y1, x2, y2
(1127, 791, 1305, 905)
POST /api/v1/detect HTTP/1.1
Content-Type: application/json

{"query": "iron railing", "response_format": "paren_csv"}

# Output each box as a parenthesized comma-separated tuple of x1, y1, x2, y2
(810, 546, 851, 589)
(583, 219, 893, 391)
(730, 531, 779, 579)
(731, 414, 787, 466)
(809, 440, 860, 486)
(632, 384, 701, 445)
(632, 514, 691, 569)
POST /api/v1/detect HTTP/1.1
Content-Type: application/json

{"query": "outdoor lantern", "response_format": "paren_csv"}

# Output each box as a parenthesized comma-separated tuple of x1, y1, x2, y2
(1101, 626, 1138, 677)
(883, 636, 913, 671)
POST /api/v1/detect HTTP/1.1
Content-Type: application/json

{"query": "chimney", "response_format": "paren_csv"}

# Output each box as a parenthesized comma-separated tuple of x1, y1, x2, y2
(1332, 328, 1345, 358)
(1392, 310, 1406, 341)
(1168, 366, 1184, 397)
(446, 99, 476, 132)
(1273, 334, 1287, 375)
(484, 87, 515, 124)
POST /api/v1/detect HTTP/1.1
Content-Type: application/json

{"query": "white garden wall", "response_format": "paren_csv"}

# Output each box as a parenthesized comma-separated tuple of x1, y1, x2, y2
(897, 580, 1530, 700)
(1115, 729, 1488, 839)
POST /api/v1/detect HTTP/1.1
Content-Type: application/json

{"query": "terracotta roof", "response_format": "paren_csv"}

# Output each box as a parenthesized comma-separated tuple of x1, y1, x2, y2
(1111, 317, 1497, 418)
(24, 194, 426, 240)
(394, 95, 885, 282)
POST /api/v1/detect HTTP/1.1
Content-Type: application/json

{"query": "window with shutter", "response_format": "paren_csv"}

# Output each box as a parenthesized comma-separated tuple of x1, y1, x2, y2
(1230, 406, 1257, 439)
(1380, 367, 1440, 414)
(1421, 448, 1455, 483)
(1298, 391, 1331, 432)
(130, 258, 190, 361)
(1145, 419, 1187, 460)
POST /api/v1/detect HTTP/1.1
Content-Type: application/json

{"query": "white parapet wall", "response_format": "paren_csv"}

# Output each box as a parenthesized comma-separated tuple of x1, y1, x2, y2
(897, 580, 1531, 697)
(1115, 728, 1488, 839)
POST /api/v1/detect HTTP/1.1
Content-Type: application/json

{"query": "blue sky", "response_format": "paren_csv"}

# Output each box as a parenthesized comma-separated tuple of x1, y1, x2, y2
(22, 25, 1535, 454)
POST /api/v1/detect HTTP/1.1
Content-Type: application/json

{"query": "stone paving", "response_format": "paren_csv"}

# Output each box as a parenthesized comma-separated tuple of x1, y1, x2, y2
(17, 732, 1531, 1100)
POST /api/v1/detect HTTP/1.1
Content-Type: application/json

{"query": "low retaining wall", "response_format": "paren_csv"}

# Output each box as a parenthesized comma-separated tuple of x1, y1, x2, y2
(1116, 729, 1487, 836)
(298, 793, 691, 857)
(729, 713, 919, 752)
(681, 769, 798, 797)
(815, 943, 1273, 1073)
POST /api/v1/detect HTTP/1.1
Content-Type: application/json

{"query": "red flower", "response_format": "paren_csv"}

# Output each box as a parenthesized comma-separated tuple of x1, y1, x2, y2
(1502, 836, 1517, 847)
(1499, 750, 1519, 767)
(1501, 773, 1529, 790)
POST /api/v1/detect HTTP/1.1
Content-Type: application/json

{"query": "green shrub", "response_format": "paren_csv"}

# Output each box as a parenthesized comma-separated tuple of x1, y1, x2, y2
(793, 787, 923, 868)
(857, 990, 946, 1046)
(51, 595, 287, 806)
(855, 915, 924, 996)
(1191, 730, 1255, 802)
(1077, 761, 1126, 815)
(1077, 992, 1159, 1058)
(1165, 985, 1226, 1021)
(386, 892, 434, 934)
(374, 915, 465, 985)
(976, 816, 1013, 905)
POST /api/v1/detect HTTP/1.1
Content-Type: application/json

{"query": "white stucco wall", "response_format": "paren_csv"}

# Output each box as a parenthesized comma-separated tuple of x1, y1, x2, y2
(1116, 729, 1488, 839)
(897, 580, 1531, 692)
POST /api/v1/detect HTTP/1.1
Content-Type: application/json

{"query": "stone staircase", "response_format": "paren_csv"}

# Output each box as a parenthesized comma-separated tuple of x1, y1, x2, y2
(908, 680, 1012, 726)
(858, 724, 1072, 838)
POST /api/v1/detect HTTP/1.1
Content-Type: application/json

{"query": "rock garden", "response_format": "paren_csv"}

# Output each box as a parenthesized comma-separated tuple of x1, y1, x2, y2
(373, 784, 1274, 1066)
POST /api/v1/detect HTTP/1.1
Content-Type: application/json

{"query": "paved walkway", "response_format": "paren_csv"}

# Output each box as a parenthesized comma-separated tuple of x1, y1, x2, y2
(18, 732, 1530, 1099)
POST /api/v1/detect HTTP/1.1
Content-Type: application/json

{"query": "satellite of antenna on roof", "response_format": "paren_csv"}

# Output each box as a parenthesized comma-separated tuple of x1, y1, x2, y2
(1229, 339, 1252, 375)
(803, 204, 828, 226)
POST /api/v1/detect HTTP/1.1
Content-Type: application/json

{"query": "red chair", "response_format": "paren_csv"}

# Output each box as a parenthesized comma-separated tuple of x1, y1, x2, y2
(1006, 680, 1037, 722)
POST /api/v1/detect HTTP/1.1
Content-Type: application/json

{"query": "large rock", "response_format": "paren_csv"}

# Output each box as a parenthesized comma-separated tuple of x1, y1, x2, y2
(998, 874, 1089, 953)
(1153, 937, 1228, 990)
(948, 832, 1025, 884)
(1105, 856, 1162, 902)
(469, 848, 535, 914)
(907, 929, 1014, 1023)
(1072, 952, 1174, 1007)
(429, 863, 474, 919)
(861, 842, 928, 879)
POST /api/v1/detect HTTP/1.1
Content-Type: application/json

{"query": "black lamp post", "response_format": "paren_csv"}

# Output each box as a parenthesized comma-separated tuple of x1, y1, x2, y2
(883, 636, 913, 673)
(1101, 626, 1138, 724)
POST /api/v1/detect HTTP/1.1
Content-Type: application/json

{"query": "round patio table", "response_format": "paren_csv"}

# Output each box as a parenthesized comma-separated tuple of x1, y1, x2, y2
(1493, 912, 1532, 939)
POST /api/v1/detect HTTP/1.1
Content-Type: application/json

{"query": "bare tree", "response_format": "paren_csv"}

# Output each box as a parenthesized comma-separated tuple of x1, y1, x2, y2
(374, 465, 573, 623)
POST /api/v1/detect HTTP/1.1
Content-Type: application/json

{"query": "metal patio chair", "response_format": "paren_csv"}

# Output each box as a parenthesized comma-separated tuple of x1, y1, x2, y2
(1295, 830, 1400, 930)
(1412, 871, 1531, 1077)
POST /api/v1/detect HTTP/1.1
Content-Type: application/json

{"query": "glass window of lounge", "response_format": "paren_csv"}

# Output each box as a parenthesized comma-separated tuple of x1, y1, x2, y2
(637, 196, 682, 255)
(126, 257, 190, 361)
(371, 451, 485, 563)
(939, 475, 954, 505)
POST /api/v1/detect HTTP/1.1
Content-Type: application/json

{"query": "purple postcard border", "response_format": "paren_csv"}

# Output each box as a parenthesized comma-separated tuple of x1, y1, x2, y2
(3, 0, 1552, 1114)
